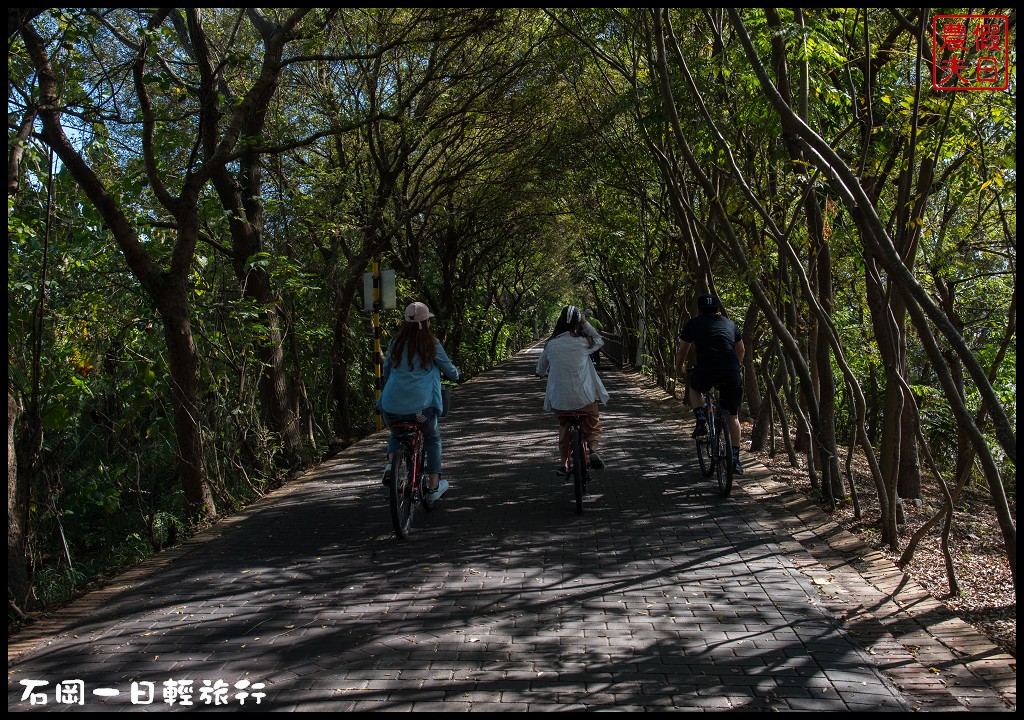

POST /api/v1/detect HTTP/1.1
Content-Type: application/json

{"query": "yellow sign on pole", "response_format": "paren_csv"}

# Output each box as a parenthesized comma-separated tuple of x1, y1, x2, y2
(363, 263, 395, 432)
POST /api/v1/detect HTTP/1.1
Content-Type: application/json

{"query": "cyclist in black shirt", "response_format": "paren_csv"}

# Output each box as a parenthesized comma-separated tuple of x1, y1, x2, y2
(674, 294, 745, 475)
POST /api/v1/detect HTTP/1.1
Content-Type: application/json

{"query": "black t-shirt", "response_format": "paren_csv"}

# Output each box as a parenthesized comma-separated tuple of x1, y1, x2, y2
(679, 313, 742, 371)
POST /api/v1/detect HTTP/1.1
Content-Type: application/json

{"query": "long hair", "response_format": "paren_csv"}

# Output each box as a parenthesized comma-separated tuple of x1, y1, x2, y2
(548, 305, 594, 348)
(389, 320, 437, 370)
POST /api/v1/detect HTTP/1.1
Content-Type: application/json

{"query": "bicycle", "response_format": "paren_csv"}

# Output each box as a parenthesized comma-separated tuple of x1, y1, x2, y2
(387, 420, 434, 539)
(692, 382, 733, 497)
(557, 412, 591, 514)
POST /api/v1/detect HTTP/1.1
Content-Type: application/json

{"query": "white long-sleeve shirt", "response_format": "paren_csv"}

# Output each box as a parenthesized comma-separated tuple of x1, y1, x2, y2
(536, 324, 609, 412)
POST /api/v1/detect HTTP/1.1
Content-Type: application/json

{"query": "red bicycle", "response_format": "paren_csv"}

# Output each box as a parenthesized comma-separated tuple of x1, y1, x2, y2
(557, 412, 591, 514)
(387, 420, 432, 539)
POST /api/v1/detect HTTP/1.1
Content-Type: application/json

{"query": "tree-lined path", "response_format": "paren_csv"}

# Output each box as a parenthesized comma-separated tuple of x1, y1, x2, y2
(10, 9, 1016, 657)
(7, 346, 1015, 712)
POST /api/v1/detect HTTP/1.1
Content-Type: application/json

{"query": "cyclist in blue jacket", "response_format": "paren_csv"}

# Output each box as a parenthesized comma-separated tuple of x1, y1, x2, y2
(674, 294, 745, 475)
(379, 301, 459, 505)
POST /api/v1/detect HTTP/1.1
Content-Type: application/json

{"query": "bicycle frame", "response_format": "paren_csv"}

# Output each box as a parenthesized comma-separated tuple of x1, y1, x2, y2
(704, 390, 720, 445)
(558, 412, 591, 514)
(388, 421, 428, 538)
(392, 423, 424, 487)
(694, 385, 733, 496)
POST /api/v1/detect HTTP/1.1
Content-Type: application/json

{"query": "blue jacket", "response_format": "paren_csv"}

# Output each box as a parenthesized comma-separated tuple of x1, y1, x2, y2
(379, 339, 459, 415)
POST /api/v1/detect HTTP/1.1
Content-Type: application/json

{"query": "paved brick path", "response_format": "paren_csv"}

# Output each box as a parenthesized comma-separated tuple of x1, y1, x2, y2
(7, 345, 1016, 711)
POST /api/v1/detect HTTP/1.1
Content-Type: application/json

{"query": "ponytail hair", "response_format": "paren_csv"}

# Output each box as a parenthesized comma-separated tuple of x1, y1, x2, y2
(548, 305, 594, 348)
(389, 321, 437, 370)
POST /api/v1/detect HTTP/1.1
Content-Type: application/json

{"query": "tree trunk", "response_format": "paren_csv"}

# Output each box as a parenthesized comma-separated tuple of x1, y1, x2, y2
(810, 216, 844, 500)
(902, 293, 1016, 587)
(765, 6, 842, 501)
(243, 268, 303, 466)
(258, 309, 303, 466)
(158, 275, 218, 519)
(8, 391, 33, 610)
(209, 184, 303, 466)
(209, 141, 303, 467)
(330, 275, 369, 439)
(862, 256, 904, 540)
(21, 18, 217, 520)
(332, 308, 356, 439)
(742, 302, 768, 450)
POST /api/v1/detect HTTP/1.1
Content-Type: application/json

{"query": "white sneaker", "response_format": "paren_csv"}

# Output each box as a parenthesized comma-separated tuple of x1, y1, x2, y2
(423, 478, 449, 507)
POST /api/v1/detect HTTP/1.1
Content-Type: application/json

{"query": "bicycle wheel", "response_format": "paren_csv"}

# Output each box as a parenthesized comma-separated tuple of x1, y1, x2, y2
(715, 416, 733, 497)
(696, 436, 713, 477)
(419, 443, 434, 511)
(693, 404, 713, 477)
(389, 444, 415, 538)
(571, 428, 585, 514)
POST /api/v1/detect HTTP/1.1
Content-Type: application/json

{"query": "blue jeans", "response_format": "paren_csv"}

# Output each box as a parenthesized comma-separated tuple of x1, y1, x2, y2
(382, 407, 442, 474)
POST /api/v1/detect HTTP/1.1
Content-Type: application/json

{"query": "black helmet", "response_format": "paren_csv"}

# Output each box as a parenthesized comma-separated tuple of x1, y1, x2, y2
(697, 294, 719, 312)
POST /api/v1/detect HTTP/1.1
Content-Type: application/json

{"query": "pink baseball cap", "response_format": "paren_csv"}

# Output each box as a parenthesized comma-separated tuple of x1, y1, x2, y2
(404, 301, 434, 325)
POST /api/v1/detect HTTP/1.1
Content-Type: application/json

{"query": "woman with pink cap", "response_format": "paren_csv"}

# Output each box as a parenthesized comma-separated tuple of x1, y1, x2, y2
(378, 301, 460, 506)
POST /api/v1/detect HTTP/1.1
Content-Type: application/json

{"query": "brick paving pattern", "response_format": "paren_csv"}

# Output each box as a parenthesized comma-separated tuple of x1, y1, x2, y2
(7, 345, 1016, 711)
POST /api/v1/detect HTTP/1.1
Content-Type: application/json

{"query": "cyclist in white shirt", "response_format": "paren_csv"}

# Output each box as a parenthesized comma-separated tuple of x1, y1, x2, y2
(536, 305, 610, 472)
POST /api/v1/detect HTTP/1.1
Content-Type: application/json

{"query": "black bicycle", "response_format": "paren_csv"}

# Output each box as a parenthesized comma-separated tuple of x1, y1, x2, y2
(387, 420, 434, 539)
(558, 412, 591, 514)
(694, 383, 733, 497)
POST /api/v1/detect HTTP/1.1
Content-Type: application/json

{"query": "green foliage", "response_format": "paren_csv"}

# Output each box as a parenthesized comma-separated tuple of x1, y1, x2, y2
(7, 6, 1015, 617)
